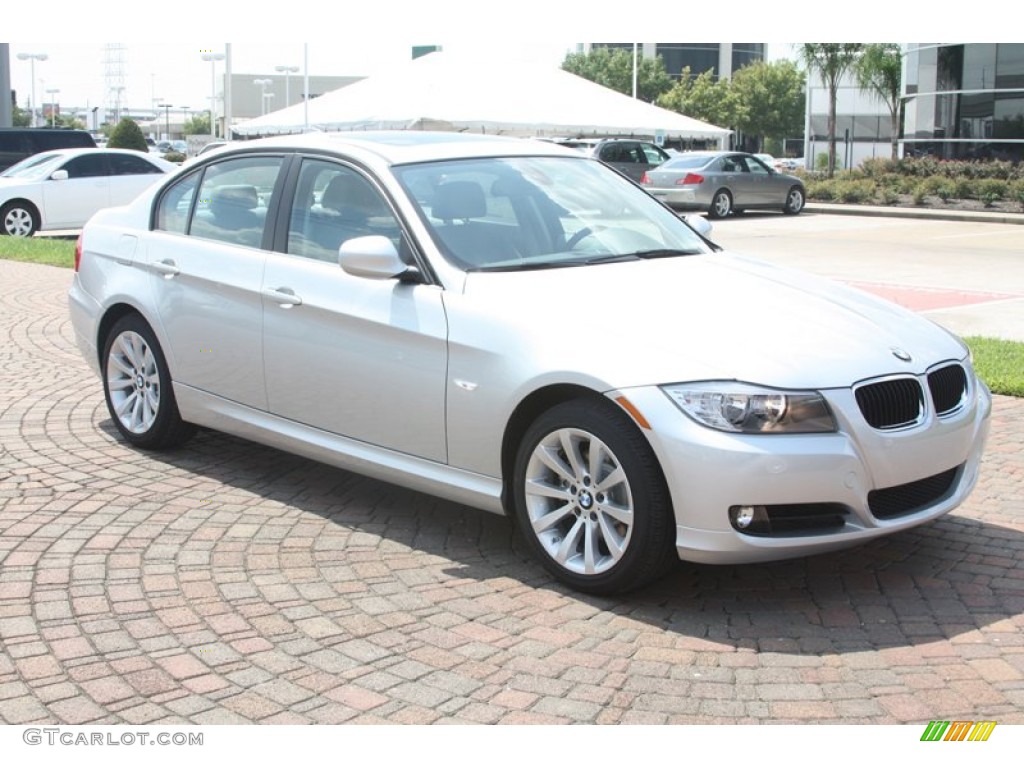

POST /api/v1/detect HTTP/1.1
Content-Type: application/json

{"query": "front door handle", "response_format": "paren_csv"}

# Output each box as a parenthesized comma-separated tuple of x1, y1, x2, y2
(263, 287, 302, 307)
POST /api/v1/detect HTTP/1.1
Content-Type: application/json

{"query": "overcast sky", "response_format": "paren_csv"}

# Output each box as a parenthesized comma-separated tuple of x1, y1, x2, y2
(7, 1, 1003, 113)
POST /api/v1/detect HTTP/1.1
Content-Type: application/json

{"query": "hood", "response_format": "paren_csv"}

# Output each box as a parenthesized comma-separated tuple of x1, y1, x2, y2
(455, 252, 967, 391)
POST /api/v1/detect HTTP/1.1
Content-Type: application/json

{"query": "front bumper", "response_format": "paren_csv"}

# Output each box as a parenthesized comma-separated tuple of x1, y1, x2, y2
(612, 375, 992, 565)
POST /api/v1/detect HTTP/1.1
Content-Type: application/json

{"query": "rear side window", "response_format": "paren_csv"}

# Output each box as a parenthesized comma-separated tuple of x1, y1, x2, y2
(186, 156, 283, 248)
(109, 153, 164, 176)
(156, 170, 200, 234)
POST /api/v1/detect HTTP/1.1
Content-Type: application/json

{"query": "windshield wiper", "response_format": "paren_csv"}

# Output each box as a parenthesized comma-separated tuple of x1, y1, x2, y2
(629, 249, 701, 259)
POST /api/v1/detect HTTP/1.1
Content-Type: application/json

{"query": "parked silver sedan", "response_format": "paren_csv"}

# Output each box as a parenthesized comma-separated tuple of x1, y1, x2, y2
(642, 151, 806, 218)
(68, 132, 990, 595)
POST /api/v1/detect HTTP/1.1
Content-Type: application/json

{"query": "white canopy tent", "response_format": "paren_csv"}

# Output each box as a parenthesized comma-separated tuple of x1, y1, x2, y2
(233, 50, 731, 146)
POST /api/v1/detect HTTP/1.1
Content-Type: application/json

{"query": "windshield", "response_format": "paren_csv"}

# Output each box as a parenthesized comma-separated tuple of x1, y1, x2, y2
(394, 156, 710, 272)
(1, 152, 65, 180)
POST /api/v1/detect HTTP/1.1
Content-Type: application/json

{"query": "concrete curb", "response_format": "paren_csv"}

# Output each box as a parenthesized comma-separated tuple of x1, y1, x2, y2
(804, 202, 1024, 225)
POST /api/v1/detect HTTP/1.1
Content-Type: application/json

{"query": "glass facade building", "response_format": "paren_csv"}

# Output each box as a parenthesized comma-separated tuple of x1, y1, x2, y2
(903, 43, 1024, 160)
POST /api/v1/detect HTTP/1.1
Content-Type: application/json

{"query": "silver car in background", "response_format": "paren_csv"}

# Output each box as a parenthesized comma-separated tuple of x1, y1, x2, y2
(642, 151, 806, 218)
(68, 132, 989, 595)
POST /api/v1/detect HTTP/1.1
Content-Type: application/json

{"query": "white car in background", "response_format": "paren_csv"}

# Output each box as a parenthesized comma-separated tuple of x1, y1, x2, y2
(1, 148, 175, 237)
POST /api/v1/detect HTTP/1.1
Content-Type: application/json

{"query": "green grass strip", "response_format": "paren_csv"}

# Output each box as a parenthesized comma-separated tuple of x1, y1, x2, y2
(0, 235, 76, 269)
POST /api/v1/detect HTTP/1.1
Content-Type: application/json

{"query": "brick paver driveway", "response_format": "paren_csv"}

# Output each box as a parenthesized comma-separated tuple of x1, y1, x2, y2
(1, 259, 1022, 725)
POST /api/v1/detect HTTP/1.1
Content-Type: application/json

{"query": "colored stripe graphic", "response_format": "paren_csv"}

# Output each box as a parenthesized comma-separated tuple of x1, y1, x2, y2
(920, 720, 996, 742)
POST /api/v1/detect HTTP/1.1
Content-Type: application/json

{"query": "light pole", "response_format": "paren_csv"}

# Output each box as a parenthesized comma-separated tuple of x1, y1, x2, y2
(275, 65, 298, 107)
(158, 102, 172, 140)
(201, 51, 225, 138)
(253, 78, 272, 116)
(45, 88, 60, 127)
(16, 52, 48, 127)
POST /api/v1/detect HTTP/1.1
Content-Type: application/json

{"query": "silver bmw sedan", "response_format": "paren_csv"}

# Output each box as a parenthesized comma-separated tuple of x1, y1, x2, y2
(68, 132, 990, 594)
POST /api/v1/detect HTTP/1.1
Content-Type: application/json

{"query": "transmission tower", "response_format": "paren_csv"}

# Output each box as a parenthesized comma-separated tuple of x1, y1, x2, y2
(103, 43, 127, 122)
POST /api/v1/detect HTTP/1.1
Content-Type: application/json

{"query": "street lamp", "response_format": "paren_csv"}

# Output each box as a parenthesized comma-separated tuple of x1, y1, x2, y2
(45, 88, 60, 127)
(274, 65, 299, 107)
(253, 78, 272, 116)
(200, 51, 226, 138)
(16, 52, 48, 127)
(158, 102, 173, 140)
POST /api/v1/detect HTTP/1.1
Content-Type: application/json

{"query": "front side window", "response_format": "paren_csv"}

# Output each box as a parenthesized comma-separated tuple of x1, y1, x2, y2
(63, 154, 108, 178)
(286, 159, 402, 262)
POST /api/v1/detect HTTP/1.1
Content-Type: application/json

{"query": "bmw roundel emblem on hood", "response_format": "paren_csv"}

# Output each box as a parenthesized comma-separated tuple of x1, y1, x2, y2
(891, 347, 912, 362)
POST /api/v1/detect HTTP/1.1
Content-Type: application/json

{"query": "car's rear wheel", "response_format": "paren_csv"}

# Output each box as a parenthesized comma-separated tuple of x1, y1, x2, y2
(784, 186, 805, 215)
(102, 314, 195, 450)
(1, 201, 39, 237)
(709, 189, 732, 219)
(512, 399, 677, 594)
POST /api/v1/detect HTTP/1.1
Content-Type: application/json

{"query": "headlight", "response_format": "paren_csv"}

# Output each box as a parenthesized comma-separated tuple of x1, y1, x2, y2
(662, 382, 836, 434)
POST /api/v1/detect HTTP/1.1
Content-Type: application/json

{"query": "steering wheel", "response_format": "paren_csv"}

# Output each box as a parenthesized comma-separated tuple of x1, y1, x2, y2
(565, 225, 606, 250)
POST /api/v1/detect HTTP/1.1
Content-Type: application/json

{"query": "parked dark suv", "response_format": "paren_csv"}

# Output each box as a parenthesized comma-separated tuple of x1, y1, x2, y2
(0, 128, 97, 172)
(556, 138, 670, 182)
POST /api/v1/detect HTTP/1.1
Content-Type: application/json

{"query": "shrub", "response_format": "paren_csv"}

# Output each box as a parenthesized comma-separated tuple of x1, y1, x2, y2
(163, 151, 186, 164)
(107, 118, 149, 152)
(877, 187, 900, 206)
(911, 183, 929, 205)
(835, 179, 875, 203)
(936, 182, 956, 202)
(975, 178, 1007, 202)
(805, 179, 837, 201)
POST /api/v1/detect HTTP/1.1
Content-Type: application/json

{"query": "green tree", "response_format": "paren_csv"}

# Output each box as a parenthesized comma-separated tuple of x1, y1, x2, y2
(107, 118, 149, 152)
(562, 47, 673, 103)
(12, 105, 31, 127)
(800, 43, 864, 177)
(184, 112, 211, 136)
(730, 60, 805, 152)
(657, 68, 736, 129)
(856, 43, 903, 160)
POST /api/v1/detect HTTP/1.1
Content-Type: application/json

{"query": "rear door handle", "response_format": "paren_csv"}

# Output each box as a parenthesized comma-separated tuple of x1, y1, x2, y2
(151, 259, 180, 278)
(263, 287, 302, 307)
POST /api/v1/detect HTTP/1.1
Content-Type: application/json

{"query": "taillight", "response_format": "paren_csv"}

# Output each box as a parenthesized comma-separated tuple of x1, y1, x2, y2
(74, 233, 83, 272)
(677, 173, 704, 186)
(640, 171, 651, 185)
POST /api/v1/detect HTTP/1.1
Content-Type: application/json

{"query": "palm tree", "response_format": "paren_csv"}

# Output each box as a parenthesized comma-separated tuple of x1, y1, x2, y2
(856, 44, 904, 161)
(800, 44, 864, 177)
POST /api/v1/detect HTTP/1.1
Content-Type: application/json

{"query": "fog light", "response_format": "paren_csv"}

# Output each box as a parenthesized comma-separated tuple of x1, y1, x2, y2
(729, 505, 769, 533)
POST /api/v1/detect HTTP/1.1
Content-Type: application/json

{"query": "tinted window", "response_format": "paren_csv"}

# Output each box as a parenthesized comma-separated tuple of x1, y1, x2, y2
(188, 156, 284, 248)
(287, 159, 402, 262)
(156, 170, 200, 234)
(638, 144, 668, 164)
(109, 153, 163, 175)
(63, 154, 109, 178)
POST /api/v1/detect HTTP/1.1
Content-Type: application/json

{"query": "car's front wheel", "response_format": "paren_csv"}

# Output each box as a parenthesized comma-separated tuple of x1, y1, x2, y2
(512, 399, 677, 594)
(784, 186, 805, 215)
(1, 201, 40, 237)
(102, 314, 195, 450)
(709, 189, 732, 219)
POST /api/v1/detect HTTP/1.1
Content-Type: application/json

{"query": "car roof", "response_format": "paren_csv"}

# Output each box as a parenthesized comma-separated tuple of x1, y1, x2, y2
(216, 131, 582, 166)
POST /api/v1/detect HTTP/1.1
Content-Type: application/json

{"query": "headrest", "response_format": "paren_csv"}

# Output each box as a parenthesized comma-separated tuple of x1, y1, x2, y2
(431, 181, 487, 221)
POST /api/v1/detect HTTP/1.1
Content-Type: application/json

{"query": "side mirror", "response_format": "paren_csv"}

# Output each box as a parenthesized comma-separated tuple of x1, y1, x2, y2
(50, 170, 69, 181)
(339, 235, 419, 282)
(684, 214, 712, 238)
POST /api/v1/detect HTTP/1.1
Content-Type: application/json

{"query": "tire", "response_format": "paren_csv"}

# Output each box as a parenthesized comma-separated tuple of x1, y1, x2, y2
(1, 201, 40, 237)
(784, 186, 805, 215)
(101, 314, 195, 450)
(709, 189, 732, 219)
(512, 399, 677, 595)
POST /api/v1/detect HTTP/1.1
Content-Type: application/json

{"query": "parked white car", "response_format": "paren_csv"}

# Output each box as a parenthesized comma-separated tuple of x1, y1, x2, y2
(68, 132, 991, 594)
(1, 148, 175, 237)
